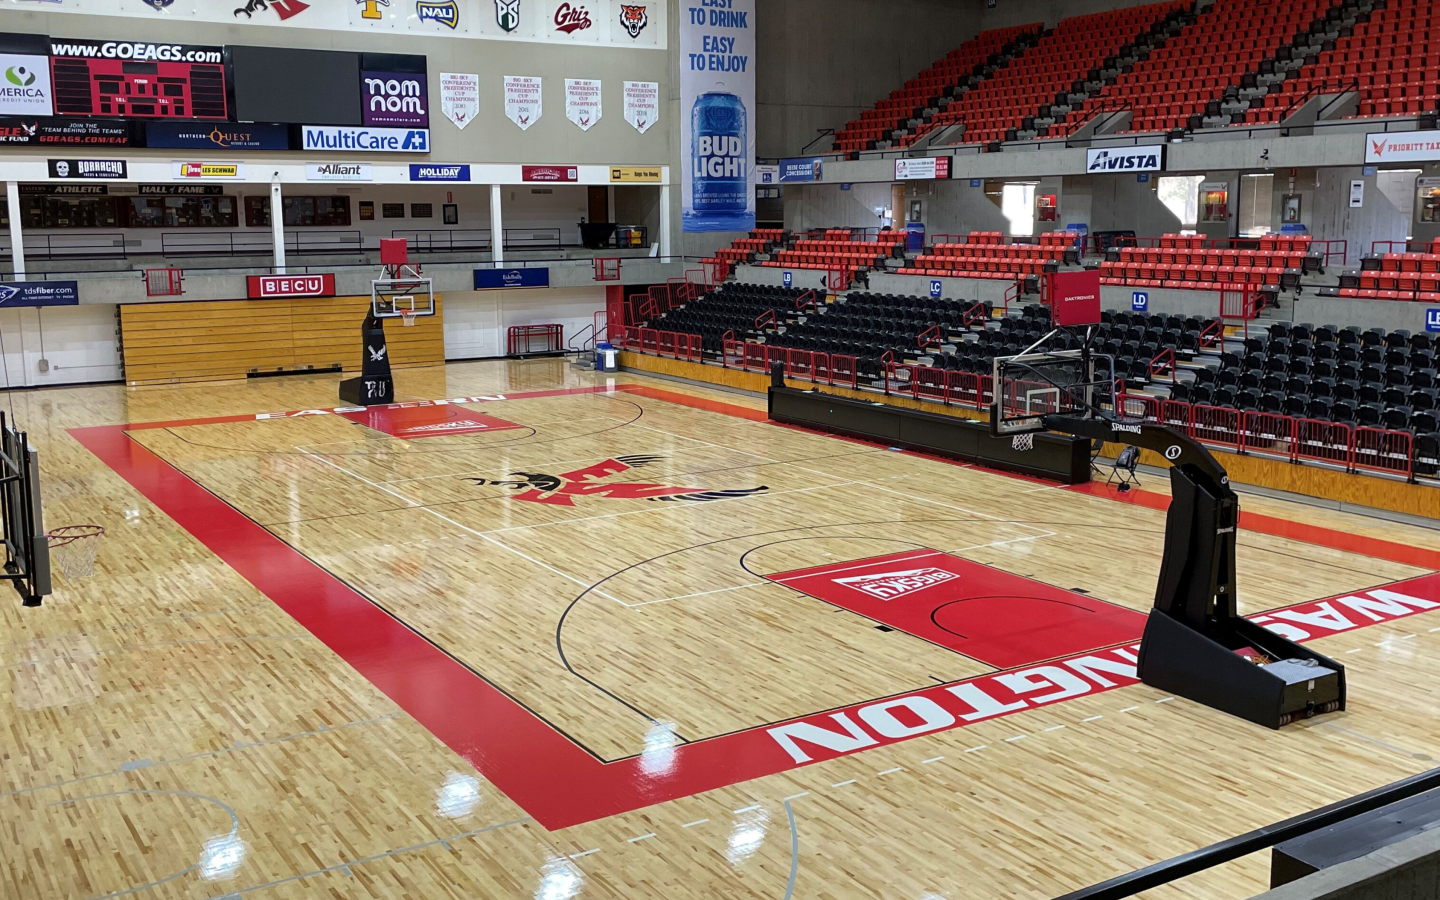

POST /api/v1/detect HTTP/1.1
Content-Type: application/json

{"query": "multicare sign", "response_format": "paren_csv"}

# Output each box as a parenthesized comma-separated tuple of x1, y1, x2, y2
(246, 273, 337, 299)
(302, 126, 430, 153)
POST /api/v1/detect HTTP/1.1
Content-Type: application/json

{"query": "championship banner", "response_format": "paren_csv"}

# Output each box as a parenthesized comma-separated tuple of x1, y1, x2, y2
(680, 0, 755, 232)
(564, 78, 601, 131)
(623, 80, 658, 134)
(440, 72, 479, 130)
(504, 75, 542, 130)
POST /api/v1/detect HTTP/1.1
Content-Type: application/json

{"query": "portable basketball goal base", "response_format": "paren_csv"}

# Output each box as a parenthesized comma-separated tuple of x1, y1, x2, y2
(339, 238, 436, 407)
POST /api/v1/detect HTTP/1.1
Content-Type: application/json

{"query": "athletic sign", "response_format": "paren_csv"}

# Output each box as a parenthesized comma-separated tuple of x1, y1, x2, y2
(246, 274, 336, 299)
(1085, 145, 1165, 173)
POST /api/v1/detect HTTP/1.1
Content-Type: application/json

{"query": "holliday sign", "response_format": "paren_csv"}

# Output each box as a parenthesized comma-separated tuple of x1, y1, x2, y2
(246, 274, 337, 299)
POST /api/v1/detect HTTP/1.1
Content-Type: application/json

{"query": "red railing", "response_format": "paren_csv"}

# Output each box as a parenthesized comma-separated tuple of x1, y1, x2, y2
(1220, 289, 1260, 321)
(961, 302, 990, 329)
(1149, 347, 1177, 383)
(917, 324, 944, 348)
(1114, 394, 1415, 479)
(1002, 280, 1021, 316)
(1370, 239, 1440, 256)
(1197, 318, 1224, 351)
(826, 267, 849, 291)
(796, 289, 820, 314)
(620, 327, 702, 362)
(755, 309, 777, 330)
(724, 341, 859, 388)
(507, 324, 564, 356)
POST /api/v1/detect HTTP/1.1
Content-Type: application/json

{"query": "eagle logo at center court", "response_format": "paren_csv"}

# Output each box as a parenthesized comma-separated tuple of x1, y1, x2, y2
(617, 3, 648, 38)
(467, 455, 768, 507)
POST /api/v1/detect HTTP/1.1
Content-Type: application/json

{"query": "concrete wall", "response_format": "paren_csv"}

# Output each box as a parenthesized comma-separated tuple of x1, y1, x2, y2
(755, 0, 979, 158)
(975, 0, 1168, 30)
(444, 286, 606, 359)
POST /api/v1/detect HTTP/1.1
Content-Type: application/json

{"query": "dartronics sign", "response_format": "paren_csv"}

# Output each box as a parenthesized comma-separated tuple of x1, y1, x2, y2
(146, 122, 290, 151)
(0, 118, 132, 146)
(0, 54, 53, 117)
(362, 72, 428, 128)
(303, 126, 430, 153)
(409, 164, 470, 181)
(1085, 145, 1165, 173)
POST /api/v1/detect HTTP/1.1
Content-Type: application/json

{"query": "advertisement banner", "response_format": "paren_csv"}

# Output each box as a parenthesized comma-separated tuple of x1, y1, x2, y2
(622, 80, 658, 134)
(474, 268, 551, 289)
(610, 166, 661, 183)
(680, 0, 755, 232)
(779, 157, 823, 183)
(0, 117, 133, 146)
(0, 281, 79, 307)
(362, 71, 429, 128)
(410, 163, 471, 181)
(894, 157, 951, 180)
(302, 126, 430, 152)
(246, 274, 337, 299)
(0, 54, 53, 117)
(439, 72, 479, 130)
(173, 161, 243, 178)
(47, 39, 227, 120)
(522, 165, 578, 182)
(1049, 270, 1102, 327)
(48, 158, 126, 178)
(146, 122, 290, 150)
(565, 78, 601, 131)
(1365, 130, 1440, 164)
(504, 75, 542, 130)
(306, 162, 372, 181)
(1085, 145, 1165, 173)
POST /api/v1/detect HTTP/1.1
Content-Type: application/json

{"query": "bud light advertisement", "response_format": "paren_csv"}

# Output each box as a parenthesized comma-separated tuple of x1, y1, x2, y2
(680, 0, 755, 233)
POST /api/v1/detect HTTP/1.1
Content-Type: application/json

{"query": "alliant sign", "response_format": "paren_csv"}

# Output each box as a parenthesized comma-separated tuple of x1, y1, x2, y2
(246, 273, 337, 299)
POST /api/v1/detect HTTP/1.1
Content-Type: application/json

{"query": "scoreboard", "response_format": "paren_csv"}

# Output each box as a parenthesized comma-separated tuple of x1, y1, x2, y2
(50, 59, 227, 120)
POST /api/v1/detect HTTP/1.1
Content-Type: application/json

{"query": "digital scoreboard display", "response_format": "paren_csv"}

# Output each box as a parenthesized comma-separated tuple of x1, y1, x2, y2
(48, 40, 227, 120)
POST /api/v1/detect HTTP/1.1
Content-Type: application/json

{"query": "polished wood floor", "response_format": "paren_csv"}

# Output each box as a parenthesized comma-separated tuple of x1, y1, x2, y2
(3, 358, 1439, 900)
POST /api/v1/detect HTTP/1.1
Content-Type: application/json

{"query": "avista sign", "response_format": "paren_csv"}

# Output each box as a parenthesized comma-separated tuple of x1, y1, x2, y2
(246, 273, 336, 299)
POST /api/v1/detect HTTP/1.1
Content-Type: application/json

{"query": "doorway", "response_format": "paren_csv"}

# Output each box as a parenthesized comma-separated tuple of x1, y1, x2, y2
(587, 186, 609, 224)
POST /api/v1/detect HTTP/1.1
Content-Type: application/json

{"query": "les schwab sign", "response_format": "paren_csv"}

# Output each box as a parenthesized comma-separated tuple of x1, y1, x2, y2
(246, 274, 336, 299)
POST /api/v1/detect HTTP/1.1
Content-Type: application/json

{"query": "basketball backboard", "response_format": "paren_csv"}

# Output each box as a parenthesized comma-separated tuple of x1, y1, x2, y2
(372, 276, 436, 320)
(989, 348, 1117, 435)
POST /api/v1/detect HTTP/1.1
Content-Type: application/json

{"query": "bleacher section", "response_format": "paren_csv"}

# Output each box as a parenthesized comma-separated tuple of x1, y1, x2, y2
(1098, 234, 1315, 292)
(650, 283, 809, 353)
(1338, 238, 1440, 299)
(918, 2, 1189, 146)
(1233, 0, 1439, 124)
(759, 232, 905, 284)
(899, 231, 1079, 279)
(831, 26, 1040, 153)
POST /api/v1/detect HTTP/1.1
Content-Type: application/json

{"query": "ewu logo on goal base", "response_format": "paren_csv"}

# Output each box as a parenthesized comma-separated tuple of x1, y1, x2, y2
(1085, 145, 1165, 173)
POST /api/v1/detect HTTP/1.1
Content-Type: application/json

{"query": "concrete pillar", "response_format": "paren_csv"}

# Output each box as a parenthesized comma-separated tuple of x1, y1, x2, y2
(659, 184, 672, 261)
(269, 179, 286, 274)
(490, 183, 504, 266)
(6, 182, 24, 279)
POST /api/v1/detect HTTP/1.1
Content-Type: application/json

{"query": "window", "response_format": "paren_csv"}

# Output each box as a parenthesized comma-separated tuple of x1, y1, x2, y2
(1238, 173, 1274, 237)
(244, 195, 352, 227)
(1157, 175, 1204, 229)
(382, 203, 406, 219)
(1001, 182, 1036, 237)
(410, 203, 433, 219)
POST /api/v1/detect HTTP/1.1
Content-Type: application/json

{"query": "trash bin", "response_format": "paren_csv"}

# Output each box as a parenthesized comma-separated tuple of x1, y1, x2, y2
(595, 342, 618, 372)
(906, 222, 926, 252)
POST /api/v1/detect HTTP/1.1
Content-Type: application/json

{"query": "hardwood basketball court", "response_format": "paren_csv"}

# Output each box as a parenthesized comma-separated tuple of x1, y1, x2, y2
(4, 359, 1440, 900)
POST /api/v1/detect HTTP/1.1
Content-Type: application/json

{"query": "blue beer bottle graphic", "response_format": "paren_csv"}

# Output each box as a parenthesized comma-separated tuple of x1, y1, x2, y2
(691, 91, 747, 215)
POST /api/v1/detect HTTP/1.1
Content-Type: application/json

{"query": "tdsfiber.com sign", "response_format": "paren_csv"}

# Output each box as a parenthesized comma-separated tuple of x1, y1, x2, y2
(1086, 146, 1165, 173)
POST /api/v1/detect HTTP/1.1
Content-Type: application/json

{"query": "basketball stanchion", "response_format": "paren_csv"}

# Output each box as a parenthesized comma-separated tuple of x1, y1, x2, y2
(47, 524, 104, 579)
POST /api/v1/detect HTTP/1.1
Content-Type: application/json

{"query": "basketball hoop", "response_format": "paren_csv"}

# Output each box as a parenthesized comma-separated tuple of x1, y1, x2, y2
(401, 310, 418, 327)
(47, 524, 104, 579)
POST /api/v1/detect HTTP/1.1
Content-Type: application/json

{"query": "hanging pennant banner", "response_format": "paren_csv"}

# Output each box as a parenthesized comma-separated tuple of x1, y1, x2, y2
(440, 72, 480, 130)
(623, 80, 659, 134)
(565, 78, 602, 131)
(504, 75, 543, 130)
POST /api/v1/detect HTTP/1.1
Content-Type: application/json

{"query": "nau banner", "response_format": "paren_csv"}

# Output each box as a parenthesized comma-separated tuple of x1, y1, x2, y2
(680, 0, 755, 233)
